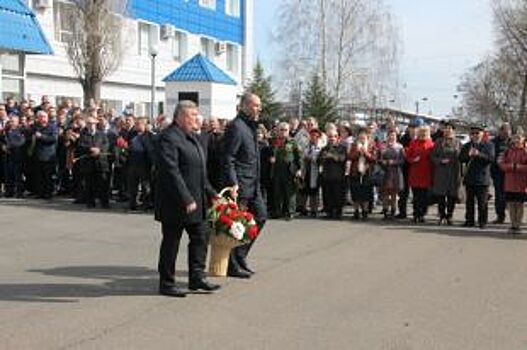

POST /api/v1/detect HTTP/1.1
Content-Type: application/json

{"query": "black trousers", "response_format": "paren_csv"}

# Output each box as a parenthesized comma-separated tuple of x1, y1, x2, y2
(493, 175, 506, 221)
(4, 158, 24, 196)
(398, 168, 409, 216)
(158, 221, 209, 286)
(36, 160, 56, 198)
(127, 165, 151, 209)
(229, 192, 267, 272)
(85, 171, 110, 206)
(412, 188, 429, 218)
(437, 195, 456, 219)
(465, 185, 489, 225)
(322, 179, 345, 218)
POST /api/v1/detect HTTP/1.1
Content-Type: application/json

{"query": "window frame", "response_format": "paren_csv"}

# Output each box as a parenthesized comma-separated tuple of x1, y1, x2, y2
(199, 0, 216, 11)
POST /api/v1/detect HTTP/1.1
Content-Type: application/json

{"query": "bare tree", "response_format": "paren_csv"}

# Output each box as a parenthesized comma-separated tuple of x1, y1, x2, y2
(65, 0, 126, 108)
(493, 0, 527, 124)
(274, 0, 400, 108)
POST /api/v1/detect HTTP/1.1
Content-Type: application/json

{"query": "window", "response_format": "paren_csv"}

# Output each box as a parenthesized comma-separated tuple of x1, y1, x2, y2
(138, 22, 150, 56)
(179, 92, 199, 105)
(225, 0, 240, 17)
(226, 44, 239, 74)
(2, 53, 25, 101)
(199, 0, 216, 10)
(53, 1, 75, 43)
(200, 37, 215, 59)
(1, 54, 23, 75)
(2, 78, 24, 102)
(172, 32, 188, 62)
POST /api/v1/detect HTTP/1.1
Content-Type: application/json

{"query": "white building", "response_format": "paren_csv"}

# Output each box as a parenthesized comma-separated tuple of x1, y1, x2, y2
(2, 0, 253, 118)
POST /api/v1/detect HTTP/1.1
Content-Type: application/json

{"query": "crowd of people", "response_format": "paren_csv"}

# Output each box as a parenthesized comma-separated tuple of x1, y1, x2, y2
(0, 95, 526, 235)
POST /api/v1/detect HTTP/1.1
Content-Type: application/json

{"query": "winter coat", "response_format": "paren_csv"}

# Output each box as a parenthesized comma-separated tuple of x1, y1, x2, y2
(378, 142, 405, 193)
(406, 138, 434, 189)
(498, 146, 527, 194)
(430, 137, 461, 197)
(459, 141, 495, 186)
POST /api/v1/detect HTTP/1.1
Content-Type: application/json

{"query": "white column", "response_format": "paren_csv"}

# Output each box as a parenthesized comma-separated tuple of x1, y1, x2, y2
(242, 0, 254, 88)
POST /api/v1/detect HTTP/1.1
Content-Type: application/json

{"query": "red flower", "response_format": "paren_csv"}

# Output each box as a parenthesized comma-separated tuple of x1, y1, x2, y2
(244, 212, 254, 221)
(116, 137, 128, 149)
(219, 215, 234, 228)
(228, 202, 237, 210)
(248, 225, 259, 240)
(215, 204, 226, 212)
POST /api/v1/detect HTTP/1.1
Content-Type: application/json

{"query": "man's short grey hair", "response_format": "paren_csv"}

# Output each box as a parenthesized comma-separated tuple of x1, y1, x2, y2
(240, 92, 258, 108)
(174, 100, 198, 119)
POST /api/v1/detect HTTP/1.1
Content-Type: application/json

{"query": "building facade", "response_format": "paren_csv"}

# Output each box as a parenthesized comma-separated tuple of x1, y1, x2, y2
(2, 0, 253, 117)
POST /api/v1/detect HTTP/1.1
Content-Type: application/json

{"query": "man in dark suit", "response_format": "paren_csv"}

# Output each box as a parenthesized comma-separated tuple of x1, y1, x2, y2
(223, 93, 268, 278)
(78, 117, 111, 208)
(155, 101, 220, 298)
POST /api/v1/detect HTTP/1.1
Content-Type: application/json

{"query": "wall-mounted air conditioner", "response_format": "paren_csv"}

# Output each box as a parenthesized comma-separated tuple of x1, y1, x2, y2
(215, 42, 227, 55)
(160, 24, 175, 40)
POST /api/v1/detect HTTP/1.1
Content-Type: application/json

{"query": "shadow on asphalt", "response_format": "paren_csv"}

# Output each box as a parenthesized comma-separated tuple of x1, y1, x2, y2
(0, 266, 188, 303)
(0, 197, 151, 215)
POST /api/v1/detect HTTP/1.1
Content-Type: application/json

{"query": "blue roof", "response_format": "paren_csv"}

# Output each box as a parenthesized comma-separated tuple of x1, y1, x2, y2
(0, 0, 53, 54)
(163, 53, 237, 85)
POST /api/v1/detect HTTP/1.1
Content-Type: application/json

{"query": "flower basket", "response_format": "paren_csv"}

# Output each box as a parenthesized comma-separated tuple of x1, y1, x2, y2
(208, 234, 241, 277)
(208, 187, 260, 277)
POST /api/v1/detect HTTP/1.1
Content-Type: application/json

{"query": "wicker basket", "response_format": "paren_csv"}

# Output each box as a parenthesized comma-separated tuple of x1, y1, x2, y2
(208, 234, 241, 277)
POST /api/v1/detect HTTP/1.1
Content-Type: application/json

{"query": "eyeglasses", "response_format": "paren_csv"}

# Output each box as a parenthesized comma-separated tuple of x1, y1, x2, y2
(470, 131, 481, 135)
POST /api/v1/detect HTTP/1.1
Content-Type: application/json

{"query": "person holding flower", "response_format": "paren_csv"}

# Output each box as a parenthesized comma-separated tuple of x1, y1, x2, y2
(378, 129, 405, 219)
(269, 122, 302, 220)
(348, 128, 377, 220)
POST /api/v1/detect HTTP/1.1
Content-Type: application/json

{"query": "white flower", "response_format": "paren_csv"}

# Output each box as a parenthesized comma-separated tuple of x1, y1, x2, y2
(230, 222, 246, 240)
(249, 219, 256, 226)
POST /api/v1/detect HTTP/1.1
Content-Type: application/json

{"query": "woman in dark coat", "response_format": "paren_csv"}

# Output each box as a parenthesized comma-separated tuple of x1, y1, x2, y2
(348, 129, 377, 220)
(430, 122, 461, 225)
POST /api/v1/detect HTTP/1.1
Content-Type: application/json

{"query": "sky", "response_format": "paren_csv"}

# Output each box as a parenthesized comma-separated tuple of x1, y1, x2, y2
(254, 0, 494, 117)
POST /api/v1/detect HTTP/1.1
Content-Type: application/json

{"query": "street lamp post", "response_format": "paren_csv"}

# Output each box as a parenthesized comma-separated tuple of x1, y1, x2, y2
(298, 81, 303, 120)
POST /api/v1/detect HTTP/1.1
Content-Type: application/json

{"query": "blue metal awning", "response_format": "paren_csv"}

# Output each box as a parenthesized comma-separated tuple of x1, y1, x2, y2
(163, 53, 237, 85)
(0, 0, 53, 54)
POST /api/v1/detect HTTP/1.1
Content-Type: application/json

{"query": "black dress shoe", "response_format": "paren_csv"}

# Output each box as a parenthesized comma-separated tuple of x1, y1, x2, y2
(227, 269, 252, 279)
(238, 261, 255, 275)
(492, 218, 505, 225)
(189, 279, 221, 292)
(159, 285, 187, 298)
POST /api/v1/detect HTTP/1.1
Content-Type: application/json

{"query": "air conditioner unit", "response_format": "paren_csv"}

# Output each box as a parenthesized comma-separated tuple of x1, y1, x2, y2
(215, 42, 227, 55)
(34, 0, 51, 9)
(160, 24, 175, 40)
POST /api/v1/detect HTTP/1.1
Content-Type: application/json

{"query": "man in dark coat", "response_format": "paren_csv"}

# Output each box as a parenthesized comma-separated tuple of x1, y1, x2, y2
(4, 116, 26, 197)
(459, 124, 495, 229)
(223, 93, 267, 278)
(206, 117, 225, 192)
(491, 122, 511, 224)
(78, 117, 111, 208)
(319, 129, 347, 219)
(127, 118, 156, 211)
(155, 100, 220, 297)
(33, 111, 59, 199)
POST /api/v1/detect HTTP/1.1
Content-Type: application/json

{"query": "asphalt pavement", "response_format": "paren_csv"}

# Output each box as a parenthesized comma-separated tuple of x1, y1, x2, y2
(1, 198, 526, 350)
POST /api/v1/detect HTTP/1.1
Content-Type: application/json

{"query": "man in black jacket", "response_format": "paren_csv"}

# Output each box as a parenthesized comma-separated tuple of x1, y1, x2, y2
(459, 124, 495, 229)
(78, 117, 111, 208)
(223, 93, 267, 278)
(155, 101, 220, 297)
(33, 111, 59, 199)
(490, 123, 511, 224)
